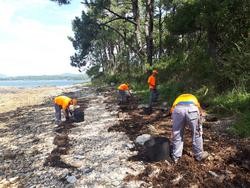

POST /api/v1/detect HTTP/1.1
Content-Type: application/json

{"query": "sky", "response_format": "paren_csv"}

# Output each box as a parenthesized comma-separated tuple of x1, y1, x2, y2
(0, 0, 84, 76)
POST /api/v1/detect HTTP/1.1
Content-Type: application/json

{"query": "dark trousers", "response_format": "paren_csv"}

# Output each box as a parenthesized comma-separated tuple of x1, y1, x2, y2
(118, 90, 130, 104)
(149, 89, 159, 107)
(55, 104, 69, 122)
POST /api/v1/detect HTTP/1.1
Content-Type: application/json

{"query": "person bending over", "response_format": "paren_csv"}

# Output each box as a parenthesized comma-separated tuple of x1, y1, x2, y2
(117, 83, 131, 104)
(170, 93, 208, 163)
(54, 95, 77, 125)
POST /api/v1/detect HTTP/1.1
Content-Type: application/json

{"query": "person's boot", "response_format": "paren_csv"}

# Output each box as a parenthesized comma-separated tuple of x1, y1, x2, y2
(196, 151, 209, 161)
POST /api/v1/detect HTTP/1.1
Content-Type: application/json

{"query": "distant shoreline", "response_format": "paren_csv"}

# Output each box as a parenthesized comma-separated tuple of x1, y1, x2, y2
(0, 79, 90, 88)
(0, 74, 88, 81)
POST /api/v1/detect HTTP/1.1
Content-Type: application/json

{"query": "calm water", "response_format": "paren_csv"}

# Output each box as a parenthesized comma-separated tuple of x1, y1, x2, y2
(0, 79, 88, 88)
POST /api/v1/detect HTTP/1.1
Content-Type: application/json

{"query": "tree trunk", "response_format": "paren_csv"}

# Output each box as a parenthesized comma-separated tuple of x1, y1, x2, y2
(131, 0, 143, 51)
(158, 0, 162, 59)
(145, 0, 154, 66)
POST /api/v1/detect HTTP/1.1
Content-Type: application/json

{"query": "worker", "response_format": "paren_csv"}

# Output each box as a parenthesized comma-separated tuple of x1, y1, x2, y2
(117, 83, 131, 104)
(54, 96, 77, 125)
(148, 70, 159, 107)
(170, 94, 208, 163)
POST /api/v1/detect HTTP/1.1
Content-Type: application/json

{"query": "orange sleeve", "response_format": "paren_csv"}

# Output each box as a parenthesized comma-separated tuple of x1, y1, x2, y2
(148, 75, 155, 89)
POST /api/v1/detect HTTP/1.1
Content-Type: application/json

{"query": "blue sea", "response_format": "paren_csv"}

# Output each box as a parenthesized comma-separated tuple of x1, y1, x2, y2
(0, 79, 89, 88)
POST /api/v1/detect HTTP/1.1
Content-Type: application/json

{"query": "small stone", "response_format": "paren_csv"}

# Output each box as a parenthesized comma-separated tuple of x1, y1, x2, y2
(9, 176, 19, 183)
(135, 134, 152, 146)
(137, 104, 148, 109)
(125, 143, 134, 149)
(208, 171, 219, 177)
(74, 155, 85, 160)
(66, 175, 77, 184)
(71, 161, 83, 168)
(82, 167, 94, 174)
(207, 156, 214, 161)
(229, 164, 237, 169)
(112, 180, 121, 186)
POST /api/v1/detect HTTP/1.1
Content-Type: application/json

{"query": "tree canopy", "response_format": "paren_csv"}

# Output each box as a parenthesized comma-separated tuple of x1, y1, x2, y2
(52, 0, 250, 92)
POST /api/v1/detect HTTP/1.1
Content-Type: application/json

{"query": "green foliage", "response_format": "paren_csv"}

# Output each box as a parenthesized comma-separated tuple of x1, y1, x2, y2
(210, 90, 250, 114)
(168, 2, 200, 35)
(157, 83, 184, 105)
(205, 90, 250, 137)
(69, 12, 100, 69)
(218, 38, 250, 91)
(52, 0, 249, 94)
(130, 82, 148, 103)
(228, 111, 250, 138)
(104, 74, 123, 84)
(86, 64, 103, 79)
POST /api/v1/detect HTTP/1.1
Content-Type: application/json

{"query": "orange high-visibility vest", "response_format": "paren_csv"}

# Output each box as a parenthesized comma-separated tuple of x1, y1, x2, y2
(54, 96, 72, 110)
(170, 94, 201, 113)
(118, 84, 129, 91)
(148, 75, 156, 89)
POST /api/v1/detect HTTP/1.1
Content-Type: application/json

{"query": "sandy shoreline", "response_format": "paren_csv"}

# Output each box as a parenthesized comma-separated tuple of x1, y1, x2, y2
(0, 85, 82, 114)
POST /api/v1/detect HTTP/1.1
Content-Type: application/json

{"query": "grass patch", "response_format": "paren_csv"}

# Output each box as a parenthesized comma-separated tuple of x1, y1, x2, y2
(210, 91, 250, 114)
(208, 90, 250, 137)
(131, 82, 148, 103)
(228, 111, 250, 137)
(132, 82, 183, 106)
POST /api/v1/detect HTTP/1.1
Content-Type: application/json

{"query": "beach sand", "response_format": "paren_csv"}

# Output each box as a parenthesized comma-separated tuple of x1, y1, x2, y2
(0, 86, 70, 113)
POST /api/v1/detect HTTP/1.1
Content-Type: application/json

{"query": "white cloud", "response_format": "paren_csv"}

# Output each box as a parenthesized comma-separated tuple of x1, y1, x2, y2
(0, 0, 82, 76)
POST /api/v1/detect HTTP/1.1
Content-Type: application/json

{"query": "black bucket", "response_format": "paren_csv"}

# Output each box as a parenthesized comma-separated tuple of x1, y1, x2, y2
(73, 108, 84, 122)
(144, 137, 171, 162)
